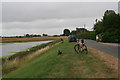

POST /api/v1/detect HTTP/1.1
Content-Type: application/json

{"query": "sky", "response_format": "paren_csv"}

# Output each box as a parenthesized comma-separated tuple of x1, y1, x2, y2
(1, 2, 118, 36)
(118, 1, 120, 14)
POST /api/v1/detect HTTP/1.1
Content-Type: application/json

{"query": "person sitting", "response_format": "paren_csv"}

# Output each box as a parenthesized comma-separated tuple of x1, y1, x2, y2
(79, 39, 85, 47)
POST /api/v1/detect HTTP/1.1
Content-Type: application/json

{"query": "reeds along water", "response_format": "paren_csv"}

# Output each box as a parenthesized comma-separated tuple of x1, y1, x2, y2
(2, 39, 62, 75)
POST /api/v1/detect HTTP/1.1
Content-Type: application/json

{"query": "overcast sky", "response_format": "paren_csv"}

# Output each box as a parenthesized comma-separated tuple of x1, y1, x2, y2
(1, 2, 118, 36)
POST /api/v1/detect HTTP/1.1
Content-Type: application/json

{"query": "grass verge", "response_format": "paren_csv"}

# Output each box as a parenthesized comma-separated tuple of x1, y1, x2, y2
(3, 39, 118, 78)
(2, 40, 61, 75)
(88, 46, 118, 70)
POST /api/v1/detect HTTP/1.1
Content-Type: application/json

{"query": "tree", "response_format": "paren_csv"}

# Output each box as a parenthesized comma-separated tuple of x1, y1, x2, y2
(76, 28, 88, 33)
(76, 31, 95, 40)
(25, 34, 30, 37)
(42, 34, 48, 36)
(94, 21, 104, 35)
(71, 30, 76, 35)
(63, 29, 70, 36)
(94, 10, 120, 43)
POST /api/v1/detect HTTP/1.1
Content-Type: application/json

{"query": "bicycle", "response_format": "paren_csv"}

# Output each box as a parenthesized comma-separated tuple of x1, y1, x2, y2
(74, 40, 88, 54)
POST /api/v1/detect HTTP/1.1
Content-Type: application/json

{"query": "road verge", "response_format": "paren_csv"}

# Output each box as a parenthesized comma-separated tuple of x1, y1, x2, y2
(88, 46, 118, 71)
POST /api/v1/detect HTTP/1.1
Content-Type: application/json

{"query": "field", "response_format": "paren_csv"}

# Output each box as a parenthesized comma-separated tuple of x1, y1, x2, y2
(1, 36, 67, 43)
(3, 39, 118, 78)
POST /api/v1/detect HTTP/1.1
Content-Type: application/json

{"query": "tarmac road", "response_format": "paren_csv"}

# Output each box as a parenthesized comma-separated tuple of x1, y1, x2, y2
(85, 40, 119, 59)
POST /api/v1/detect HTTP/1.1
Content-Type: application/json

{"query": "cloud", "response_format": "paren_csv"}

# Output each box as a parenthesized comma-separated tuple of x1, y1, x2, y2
(2, 17, 101, 35)
(3, 17, 101, 29)
(2, 2, 118, 36)
(118, 1, 120, 14)
(2, 2, 118, 22)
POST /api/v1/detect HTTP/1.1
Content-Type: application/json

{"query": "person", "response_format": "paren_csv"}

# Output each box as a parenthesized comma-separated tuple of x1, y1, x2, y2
(81, 39, 84, 44)
(80, 39, 84, 47)
(96, 35, 99, 42)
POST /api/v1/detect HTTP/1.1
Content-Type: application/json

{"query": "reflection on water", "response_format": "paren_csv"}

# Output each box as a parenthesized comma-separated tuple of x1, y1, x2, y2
(1, 40, 52, 56)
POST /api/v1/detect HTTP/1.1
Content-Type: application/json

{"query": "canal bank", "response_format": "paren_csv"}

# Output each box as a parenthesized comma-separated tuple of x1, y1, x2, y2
(2, 40, 62, 75)
(2, 40, 53, 57)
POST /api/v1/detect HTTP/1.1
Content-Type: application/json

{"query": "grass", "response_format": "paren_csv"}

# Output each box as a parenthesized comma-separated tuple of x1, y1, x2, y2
(2, 40, 61, 75)
(3, 39, 117, 78)
(1, 36, 67, 43)
(0, 43, 14, 45)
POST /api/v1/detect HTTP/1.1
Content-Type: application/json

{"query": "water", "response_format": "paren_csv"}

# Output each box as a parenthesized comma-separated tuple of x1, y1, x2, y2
(1, 40, 52, 57)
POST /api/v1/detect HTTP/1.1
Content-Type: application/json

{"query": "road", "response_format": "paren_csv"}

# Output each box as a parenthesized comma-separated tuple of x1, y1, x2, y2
(85, 40, 119, 58)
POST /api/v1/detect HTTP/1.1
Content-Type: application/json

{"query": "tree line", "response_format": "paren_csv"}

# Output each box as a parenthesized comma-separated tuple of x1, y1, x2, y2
(2, 34, 47, 38)
(63, 28, 95, 40)
(63, 10, 120, 43)
(94, 10, 120, 43)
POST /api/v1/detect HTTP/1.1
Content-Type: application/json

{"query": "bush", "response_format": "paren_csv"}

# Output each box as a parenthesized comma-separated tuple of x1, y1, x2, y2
(76, 31, 95, 40)
(102, 31, 120, 43)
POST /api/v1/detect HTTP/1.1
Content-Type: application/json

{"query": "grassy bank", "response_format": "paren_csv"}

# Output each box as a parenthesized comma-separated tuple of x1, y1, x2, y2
(2, 40, 62, 75)
(1, 36, 67, 43)
(3, 39, 117, 78)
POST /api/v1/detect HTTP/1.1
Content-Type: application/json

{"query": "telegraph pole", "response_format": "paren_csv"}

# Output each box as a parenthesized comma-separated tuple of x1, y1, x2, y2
(84, 24, 86, 32)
